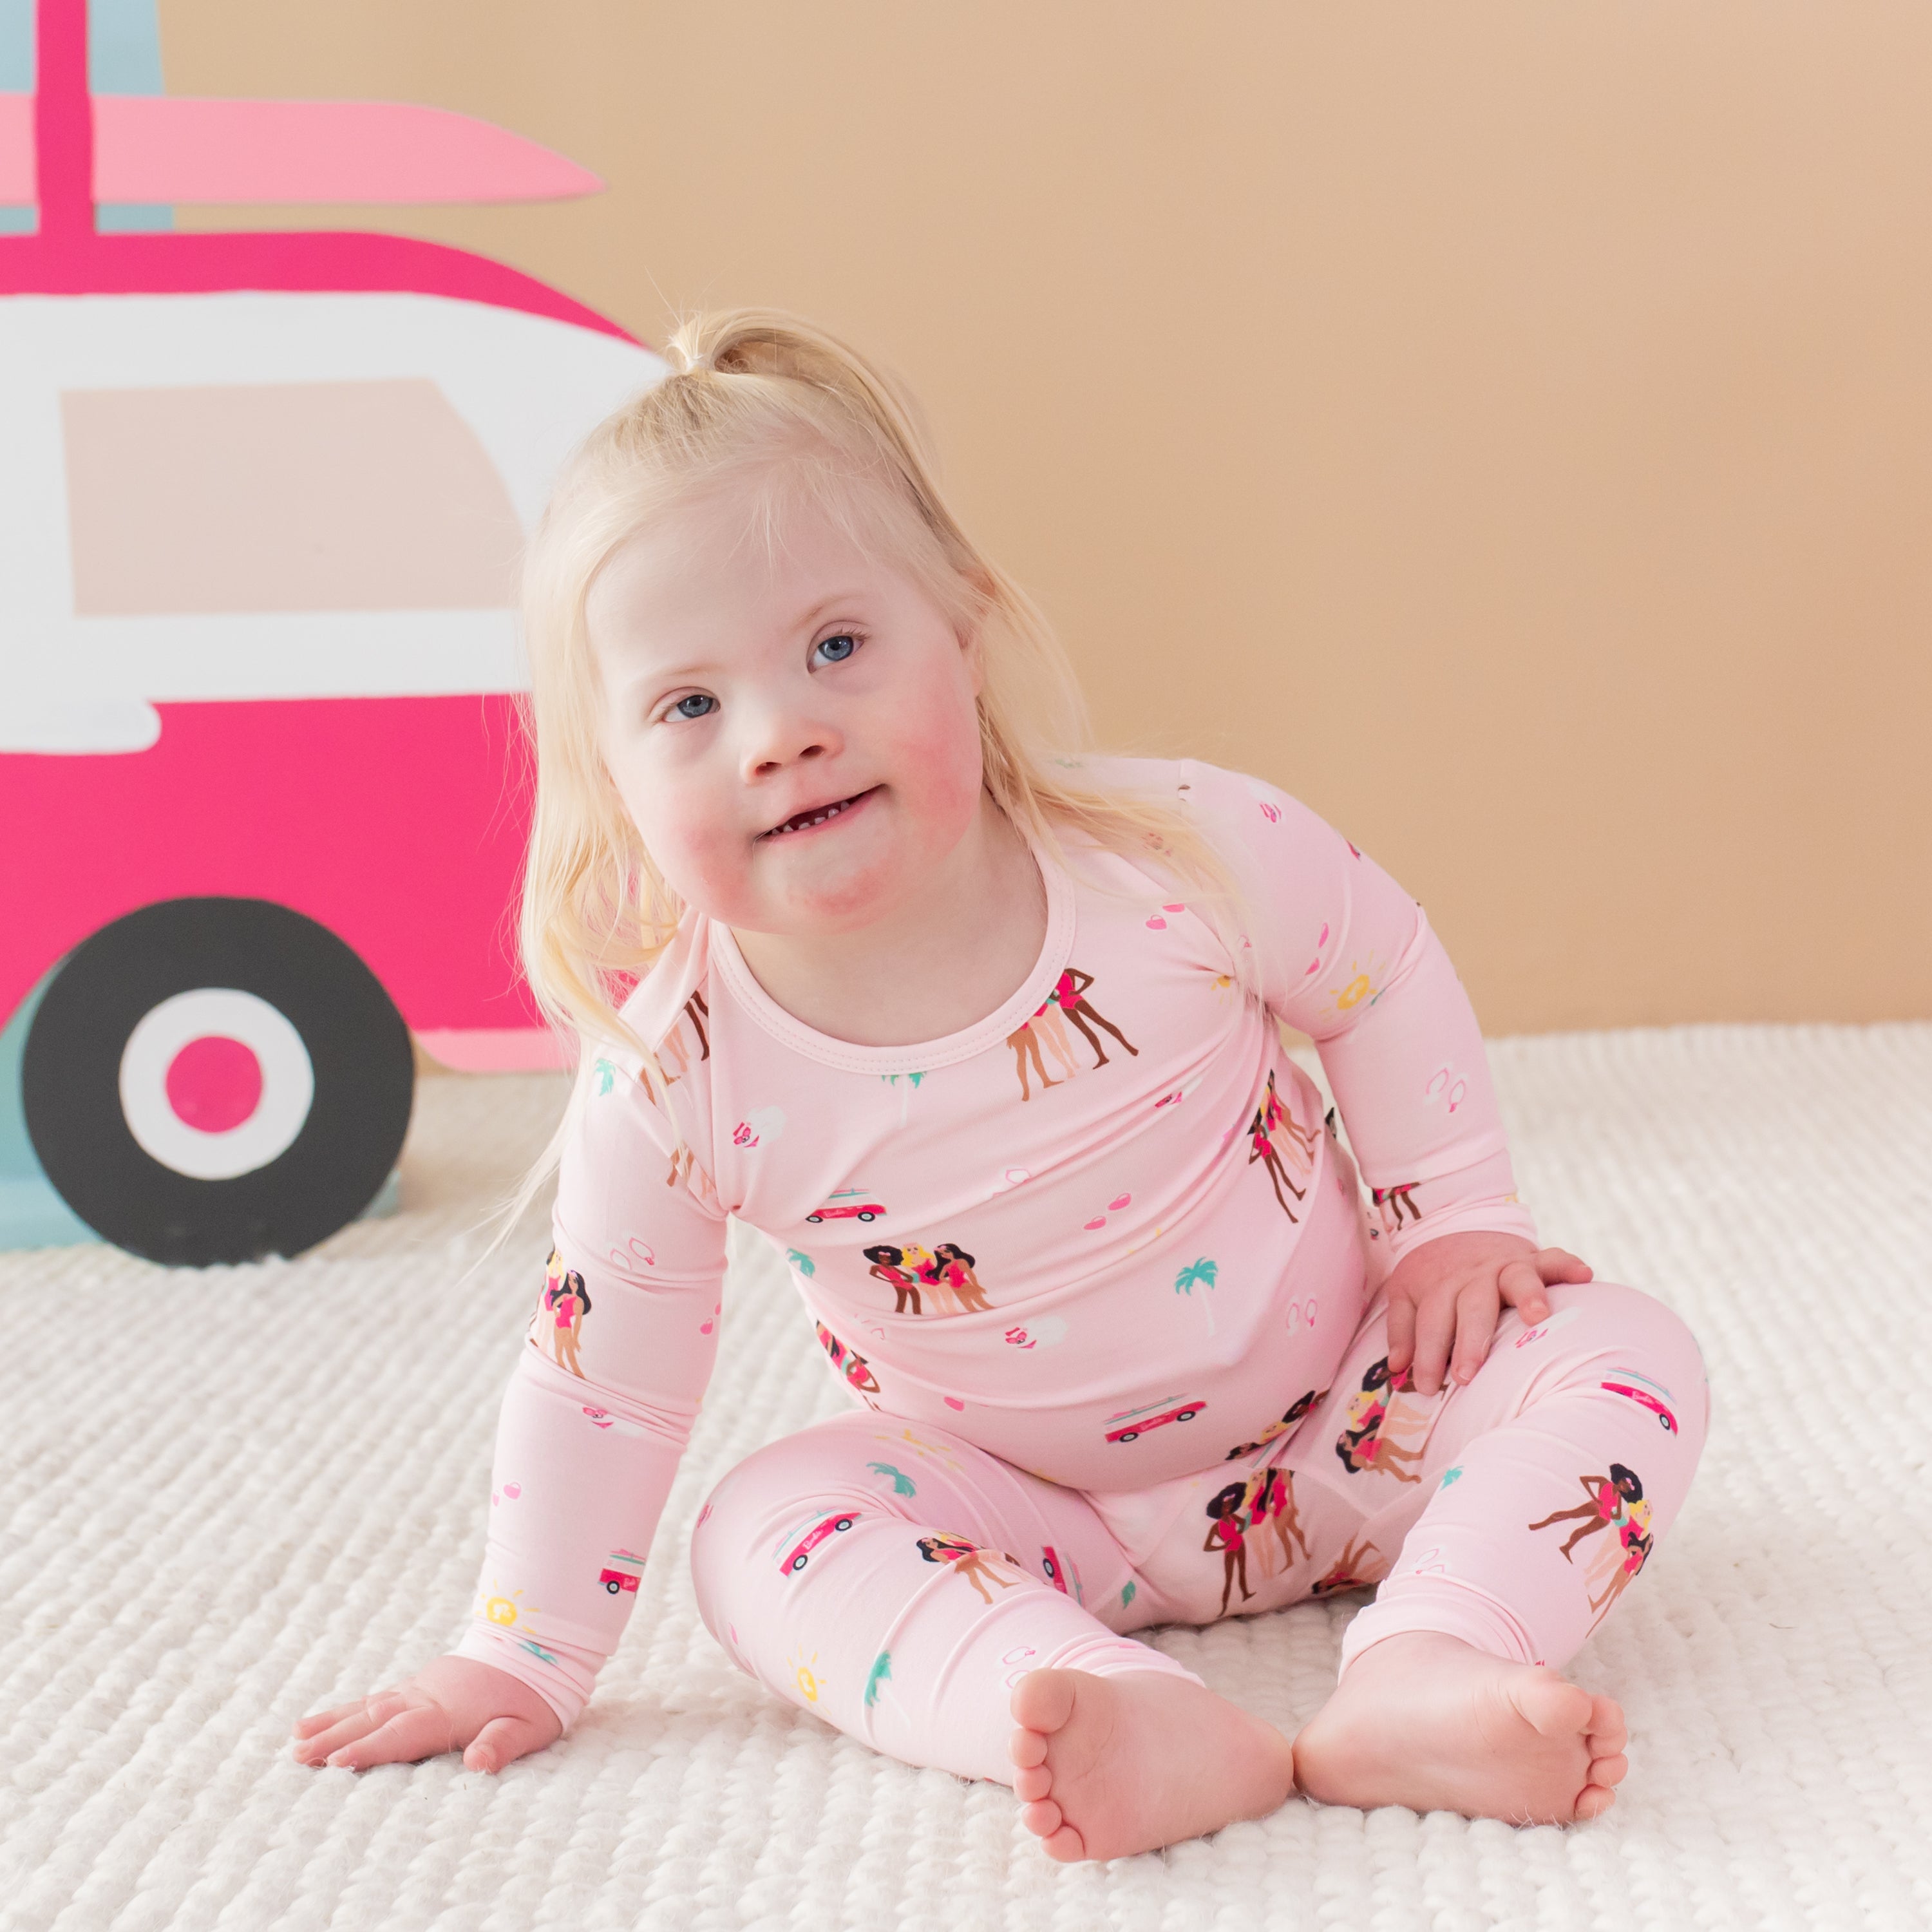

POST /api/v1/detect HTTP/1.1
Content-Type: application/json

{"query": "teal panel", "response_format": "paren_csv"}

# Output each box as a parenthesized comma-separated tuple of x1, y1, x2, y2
(0, 967, 98, 1249)
(89, 0, 165, 93)
(96, 203, 174, 231)
(0, 0, 30, 92)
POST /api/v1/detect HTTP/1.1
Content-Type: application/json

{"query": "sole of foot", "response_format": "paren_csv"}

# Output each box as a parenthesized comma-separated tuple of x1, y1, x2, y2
(1007, 1667, 1296, 1862)
(1292, 1631, 1629, 1824)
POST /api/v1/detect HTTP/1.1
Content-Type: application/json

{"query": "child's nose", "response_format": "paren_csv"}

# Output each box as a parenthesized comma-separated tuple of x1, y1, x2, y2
(741, 703, 843, 780)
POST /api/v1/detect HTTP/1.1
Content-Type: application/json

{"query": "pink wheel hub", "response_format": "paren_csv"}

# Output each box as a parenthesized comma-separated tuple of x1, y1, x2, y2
(164, 1034, 265, 1133)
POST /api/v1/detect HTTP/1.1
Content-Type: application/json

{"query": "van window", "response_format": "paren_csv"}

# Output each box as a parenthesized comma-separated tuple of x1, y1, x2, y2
(61, 379, 523, 614)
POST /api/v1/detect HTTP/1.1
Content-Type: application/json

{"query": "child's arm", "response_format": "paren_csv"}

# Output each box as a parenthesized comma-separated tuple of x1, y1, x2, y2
(292, 1048, 727, 1774)
(449, 1054, 728, 1734)
(1184, 759, 1591, 1394)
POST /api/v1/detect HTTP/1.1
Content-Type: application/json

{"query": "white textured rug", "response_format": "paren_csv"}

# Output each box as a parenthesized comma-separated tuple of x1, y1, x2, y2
(3, 1024, 1929, 1932)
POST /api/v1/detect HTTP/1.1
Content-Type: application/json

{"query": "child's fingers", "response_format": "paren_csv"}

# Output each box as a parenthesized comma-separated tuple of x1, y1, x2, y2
(1499, 1258, 1552, 1323)
(1384, 1290, 1418, 1377)
(1534, 1247, 1593, 1284)
(292, 1708, 380, 1765)
(292, 1690, 420, 1768)
(319, 1700, 453, 1772)
(1408, 1296, 1457, 1396)
(1450, 1279, 1502, 1385)
(291, 1700, 371, 1739)
(464, 1714, 546, 1774)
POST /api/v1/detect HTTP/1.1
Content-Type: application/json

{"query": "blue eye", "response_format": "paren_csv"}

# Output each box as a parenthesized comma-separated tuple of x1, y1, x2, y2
(670, 694, 717, 721)
(813, 634, 858, 664)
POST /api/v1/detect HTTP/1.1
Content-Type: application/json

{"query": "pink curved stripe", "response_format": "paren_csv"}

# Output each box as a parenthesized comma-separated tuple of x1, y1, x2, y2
(92, 97, 604, 206)
(5, 5, 635, 339)
(0, 224, 636, 337)
(0, 95, 27, 204)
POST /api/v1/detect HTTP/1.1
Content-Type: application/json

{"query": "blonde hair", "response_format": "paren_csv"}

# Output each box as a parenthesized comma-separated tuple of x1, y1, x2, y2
(488, 308, 1255, 1249)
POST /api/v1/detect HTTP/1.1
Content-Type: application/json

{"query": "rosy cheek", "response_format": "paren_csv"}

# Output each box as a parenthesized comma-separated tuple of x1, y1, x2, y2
(617, 773, 749, 914)
(888, 688, 983, 824)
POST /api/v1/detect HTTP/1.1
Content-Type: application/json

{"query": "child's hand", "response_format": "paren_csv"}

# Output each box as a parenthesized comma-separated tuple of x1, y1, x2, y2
(290, 1654, 563, 1774)
(1382, 1231, 1593, 1397)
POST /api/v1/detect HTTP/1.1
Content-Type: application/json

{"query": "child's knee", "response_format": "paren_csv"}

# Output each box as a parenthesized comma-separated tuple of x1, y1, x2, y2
(1546, 1278, 1709, 1443)
(688, 1416, 894, 1629)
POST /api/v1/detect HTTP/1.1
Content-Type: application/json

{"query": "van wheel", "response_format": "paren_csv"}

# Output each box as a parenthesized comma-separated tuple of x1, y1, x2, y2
(21, 898, 414, 1265)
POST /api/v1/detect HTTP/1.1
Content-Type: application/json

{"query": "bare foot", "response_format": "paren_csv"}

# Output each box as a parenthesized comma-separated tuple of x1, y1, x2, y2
(1007, 1668, 1296, 1862)
(1293, 1632, 1629, 1824)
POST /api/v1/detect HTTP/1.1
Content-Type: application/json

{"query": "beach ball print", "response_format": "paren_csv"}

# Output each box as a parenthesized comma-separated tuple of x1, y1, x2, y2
(732, 1106, 786, 1148)
(1003, 1314, 1068, 1350)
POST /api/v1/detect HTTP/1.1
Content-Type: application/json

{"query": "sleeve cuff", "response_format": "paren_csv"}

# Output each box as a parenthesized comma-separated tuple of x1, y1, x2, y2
(1383, 1195, 1541, 1264)
(451, 1625, 593, 1738)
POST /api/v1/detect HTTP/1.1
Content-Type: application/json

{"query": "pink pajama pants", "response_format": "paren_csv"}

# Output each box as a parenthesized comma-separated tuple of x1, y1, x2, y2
(688, 1281, 1707, 1785)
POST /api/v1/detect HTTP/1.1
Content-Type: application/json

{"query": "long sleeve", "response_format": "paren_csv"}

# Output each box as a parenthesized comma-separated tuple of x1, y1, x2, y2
(452, 1048, 728, 1734)
(1182, 758, 1539, 1263)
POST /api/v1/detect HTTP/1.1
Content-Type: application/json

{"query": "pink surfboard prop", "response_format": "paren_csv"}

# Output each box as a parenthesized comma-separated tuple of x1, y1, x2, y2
(0, 1, 634, 342)
(85, 96, 603, 207)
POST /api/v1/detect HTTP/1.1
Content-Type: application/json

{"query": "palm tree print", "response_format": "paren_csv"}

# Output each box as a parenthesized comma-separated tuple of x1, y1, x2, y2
(1174, 1256, 1220, 1334)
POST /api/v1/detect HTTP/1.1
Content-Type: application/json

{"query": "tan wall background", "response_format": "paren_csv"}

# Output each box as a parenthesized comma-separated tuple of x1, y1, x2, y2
(162, 0, 1932, 1034)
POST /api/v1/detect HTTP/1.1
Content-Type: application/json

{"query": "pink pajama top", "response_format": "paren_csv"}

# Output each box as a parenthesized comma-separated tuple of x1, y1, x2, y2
(456, 757, 1539, 1730)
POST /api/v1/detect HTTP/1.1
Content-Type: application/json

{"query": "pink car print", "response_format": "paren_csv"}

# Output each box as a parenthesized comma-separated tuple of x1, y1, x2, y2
(598, 1550, 647, 1596)
(1602, 1378, 1680, 1434)
(778, 1510, 860, 1575)
(1040, 1545, 1070, 1594)
(1104, 1396, 1208, 1444)
(806, 1189, 887, 1224)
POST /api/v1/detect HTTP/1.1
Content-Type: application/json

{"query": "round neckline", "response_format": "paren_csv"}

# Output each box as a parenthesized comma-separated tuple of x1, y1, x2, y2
(706, 840, 1076, 1074)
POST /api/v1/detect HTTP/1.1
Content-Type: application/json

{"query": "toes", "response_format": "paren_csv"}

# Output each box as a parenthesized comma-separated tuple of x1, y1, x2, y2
(1012, 1763, 1053, 1803)
(1518, 1671, 1596, 1740)
(1589, 1752, 1629, 1788)
(1018, 1796, 1064, 1841)
(1574, 1782, 1617, 1821)
(1010, 1668, 1079, 1735)
(1587, 1695, 1628, 1754)
(1007, 1726, 1049, 1770)
(1041, 1820, 1088, 1863)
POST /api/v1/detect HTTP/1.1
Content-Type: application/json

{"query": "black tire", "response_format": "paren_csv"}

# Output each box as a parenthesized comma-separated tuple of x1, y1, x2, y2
(22, 897, 414, 1265)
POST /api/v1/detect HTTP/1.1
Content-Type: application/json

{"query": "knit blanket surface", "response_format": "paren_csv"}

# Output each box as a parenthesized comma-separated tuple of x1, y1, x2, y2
(3, 1023, 1927, 1932)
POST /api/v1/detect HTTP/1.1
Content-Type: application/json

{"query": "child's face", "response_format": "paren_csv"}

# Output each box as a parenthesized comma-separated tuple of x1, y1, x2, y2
(585, 480, 987, 936)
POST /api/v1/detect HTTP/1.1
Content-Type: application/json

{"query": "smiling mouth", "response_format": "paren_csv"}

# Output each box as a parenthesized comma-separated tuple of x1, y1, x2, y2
(759, 787, 879, 840)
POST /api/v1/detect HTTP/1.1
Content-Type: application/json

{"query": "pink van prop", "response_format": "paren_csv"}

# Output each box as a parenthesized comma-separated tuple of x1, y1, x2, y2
(0, 0, 667, 1265)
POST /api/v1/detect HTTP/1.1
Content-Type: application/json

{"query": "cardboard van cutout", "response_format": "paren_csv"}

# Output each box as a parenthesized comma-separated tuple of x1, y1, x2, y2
(0, 0, 667, 1263)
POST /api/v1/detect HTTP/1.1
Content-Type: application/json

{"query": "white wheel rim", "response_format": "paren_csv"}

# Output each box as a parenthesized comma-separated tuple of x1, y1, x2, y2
(118, 989, 316, 1180)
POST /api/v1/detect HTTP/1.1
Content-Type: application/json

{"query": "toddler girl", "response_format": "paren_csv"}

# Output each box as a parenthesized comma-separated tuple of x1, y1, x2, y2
(292, 310, 1707, 1861)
